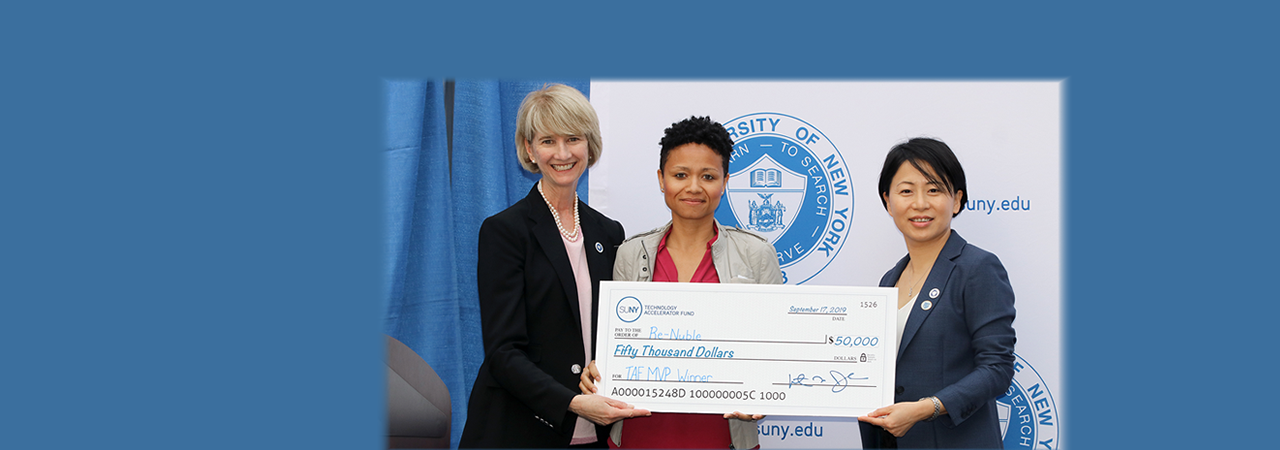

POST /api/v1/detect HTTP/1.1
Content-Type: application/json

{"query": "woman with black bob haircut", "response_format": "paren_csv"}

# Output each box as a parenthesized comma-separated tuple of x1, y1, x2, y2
(857, 137, 1016, 448)
(580, 116, 781, 449)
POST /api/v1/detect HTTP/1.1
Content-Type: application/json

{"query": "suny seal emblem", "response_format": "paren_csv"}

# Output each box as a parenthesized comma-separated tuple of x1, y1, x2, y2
(997, 352, 1060, 449)
(715, 112, 853, 284)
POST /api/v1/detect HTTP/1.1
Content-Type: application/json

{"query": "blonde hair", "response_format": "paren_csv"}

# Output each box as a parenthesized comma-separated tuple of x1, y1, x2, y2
(514, 84, 602, 173)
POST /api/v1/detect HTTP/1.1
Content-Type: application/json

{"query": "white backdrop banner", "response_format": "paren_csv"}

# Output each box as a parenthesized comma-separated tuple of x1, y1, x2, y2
(588, 81, 1062, 449)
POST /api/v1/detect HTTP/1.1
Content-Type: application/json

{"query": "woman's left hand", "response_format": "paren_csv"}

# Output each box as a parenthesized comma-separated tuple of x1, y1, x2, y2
(856, 399, 936, 437)
(723, 411, 764, 421)
(579, 360, 600, 394)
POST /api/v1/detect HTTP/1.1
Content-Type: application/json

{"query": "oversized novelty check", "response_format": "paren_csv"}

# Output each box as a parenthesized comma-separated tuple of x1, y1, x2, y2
(594, 281, 897, 417)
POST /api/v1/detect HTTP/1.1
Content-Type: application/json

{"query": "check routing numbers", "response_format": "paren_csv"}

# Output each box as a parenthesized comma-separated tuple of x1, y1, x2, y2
(597, 282, 897, 416)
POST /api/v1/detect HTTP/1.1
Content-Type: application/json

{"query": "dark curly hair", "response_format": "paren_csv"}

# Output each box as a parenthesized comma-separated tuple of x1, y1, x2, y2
(658, 116, 734, 175)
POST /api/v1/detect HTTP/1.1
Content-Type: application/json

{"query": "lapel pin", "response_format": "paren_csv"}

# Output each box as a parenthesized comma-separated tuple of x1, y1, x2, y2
(921, 300, 933, 311)
(929, 288, 940, 299)
(595, 242, 604, 253)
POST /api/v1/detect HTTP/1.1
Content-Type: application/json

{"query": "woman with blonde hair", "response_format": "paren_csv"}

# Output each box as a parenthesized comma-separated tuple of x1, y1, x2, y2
(460, 84, 648, 448)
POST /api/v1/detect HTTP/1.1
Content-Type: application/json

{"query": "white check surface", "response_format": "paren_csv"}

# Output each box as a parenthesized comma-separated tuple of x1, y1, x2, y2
(595, 281, 897, 417)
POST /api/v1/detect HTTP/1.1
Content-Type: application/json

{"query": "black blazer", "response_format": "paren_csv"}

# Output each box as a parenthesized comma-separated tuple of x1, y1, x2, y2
(459, 184, 625, 448)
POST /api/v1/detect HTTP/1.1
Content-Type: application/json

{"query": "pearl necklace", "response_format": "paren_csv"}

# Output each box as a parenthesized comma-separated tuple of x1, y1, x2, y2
(537, 181, 580, 242)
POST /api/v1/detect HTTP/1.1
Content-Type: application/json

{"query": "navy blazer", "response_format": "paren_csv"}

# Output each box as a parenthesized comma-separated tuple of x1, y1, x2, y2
(860, 231, 1016, 449)
(459, 185, 625, 448)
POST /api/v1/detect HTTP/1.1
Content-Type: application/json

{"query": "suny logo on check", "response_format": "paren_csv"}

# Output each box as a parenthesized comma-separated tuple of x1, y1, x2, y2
(616, 296, 643, 323)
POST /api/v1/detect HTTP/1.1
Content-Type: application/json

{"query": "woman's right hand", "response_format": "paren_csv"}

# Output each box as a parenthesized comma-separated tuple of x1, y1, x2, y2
(579, 360, 601, 394)
(857, 398, 938, 437)
(569, 394, 650, 426)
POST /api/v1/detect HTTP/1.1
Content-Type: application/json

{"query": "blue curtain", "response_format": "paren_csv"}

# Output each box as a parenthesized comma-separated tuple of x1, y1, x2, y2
(383, 79, 590, 448)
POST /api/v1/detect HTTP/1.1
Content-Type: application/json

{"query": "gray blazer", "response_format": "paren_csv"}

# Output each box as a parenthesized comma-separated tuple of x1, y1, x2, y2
(613, 220, 783, 285)
(609, 220, 782, 448)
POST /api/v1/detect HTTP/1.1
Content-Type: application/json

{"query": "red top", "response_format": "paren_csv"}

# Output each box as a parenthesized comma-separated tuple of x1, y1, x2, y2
(611, 228, 737, 449)
(652, 227, 721, 284)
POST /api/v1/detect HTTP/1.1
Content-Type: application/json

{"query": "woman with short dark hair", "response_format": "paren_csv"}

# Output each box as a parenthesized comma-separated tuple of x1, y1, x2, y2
(857, 137, 1017, 448)
(581, 116, 781, 449)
